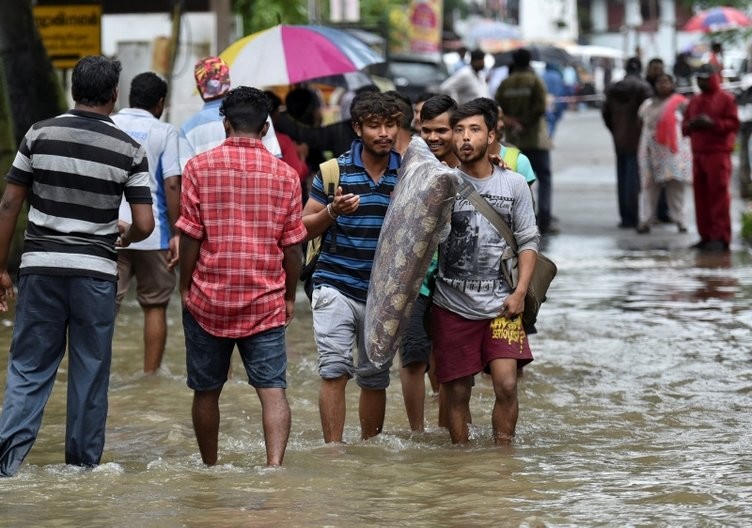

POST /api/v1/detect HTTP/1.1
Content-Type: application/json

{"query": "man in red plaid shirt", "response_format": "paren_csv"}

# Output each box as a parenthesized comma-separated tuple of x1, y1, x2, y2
(177, 86, 306, 467)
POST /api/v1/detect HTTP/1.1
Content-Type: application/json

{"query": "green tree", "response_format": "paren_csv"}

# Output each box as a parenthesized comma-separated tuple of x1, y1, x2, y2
(233, 0, 307, 33)
(0, 0, 66, 147)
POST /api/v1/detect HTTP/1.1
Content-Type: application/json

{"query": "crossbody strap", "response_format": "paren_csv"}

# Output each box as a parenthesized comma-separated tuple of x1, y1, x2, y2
(456, 179, 519, 253)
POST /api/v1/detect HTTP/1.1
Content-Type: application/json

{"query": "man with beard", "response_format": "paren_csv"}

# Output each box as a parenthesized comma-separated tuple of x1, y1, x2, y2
(431, 99, 539, 445)
(302, 92, 403, 443)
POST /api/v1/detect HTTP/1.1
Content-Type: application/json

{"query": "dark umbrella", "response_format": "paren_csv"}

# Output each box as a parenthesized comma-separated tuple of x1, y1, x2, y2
(494, 44, 576, 68)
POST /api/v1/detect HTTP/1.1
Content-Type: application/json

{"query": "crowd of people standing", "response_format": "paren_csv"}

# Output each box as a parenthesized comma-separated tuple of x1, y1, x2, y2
(0, 41, 746, 476)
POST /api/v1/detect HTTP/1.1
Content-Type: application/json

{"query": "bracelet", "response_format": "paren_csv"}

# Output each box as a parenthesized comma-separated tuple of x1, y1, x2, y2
(326, 203, 339, 220)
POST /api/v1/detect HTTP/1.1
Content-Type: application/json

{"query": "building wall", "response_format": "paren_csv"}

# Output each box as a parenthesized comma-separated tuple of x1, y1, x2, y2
(520, 0, 579, 42)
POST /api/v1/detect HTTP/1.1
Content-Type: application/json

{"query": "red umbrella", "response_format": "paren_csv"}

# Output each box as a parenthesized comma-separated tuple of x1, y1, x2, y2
(683, 7, 752, 32)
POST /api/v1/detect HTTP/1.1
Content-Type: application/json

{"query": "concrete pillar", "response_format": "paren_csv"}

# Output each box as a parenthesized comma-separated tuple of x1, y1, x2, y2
(591, 0, 608, 33)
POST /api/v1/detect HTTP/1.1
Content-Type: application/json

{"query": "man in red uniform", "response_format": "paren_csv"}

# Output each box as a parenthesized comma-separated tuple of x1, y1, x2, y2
(177, 86, 306, 467)
(683, 64, 739, 251)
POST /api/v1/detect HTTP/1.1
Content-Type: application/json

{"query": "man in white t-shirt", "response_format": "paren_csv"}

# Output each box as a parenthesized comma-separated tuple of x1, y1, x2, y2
(439, 49, 488, 105)
(178, 56, 281, 170)
(112, 72, 181, 374)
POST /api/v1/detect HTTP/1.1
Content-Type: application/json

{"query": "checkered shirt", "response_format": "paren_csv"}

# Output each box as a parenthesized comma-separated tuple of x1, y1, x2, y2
(176, 137, 306, 338)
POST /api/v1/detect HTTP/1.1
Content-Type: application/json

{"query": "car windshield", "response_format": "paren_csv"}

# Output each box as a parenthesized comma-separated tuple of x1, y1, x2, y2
(389, 61, 445, 84)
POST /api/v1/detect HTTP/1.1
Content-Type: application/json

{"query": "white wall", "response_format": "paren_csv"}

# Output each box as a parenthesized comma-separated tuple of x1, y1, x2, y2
(100, 13, 227, 128)
(520, 0, 579, 43)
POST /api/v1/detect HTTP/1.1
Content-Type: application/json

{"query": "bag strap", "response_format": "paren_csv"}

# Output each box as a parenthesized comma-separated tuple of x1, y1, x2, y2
(319, 158, 340, 253)
(456, 179, 519, 253)
(320, 158, 340, 201)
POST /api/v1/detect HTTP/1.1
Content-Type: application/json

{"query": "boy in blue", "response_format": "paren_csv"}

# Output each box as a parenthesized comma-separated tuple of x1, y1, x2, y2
(302, 92, 403, 443)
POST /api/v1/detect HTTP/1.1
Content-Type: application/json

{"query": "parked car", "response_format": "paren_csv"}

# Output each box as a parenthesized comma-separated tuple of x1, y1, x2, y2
(368, 54, 449, 102)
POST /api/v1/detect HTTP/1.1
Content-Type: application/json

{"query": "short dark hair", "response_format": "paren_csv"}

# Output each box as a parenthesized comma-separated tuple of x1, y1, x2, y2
(626, 56, 642, 75)
(450, 98, 496, 133)
(419, 94, 457, 122)
(512, 48, 532, 68)
(470, 49, 485, 62)
(71, 55, 121, 106)
(219, 86, 270, 134)
(384, 90, 413, 130)
(264, 90, 282, 112)
(415, 91, 438, 105)
(350, 91, 404, 126)
(129, 72, 167, 110)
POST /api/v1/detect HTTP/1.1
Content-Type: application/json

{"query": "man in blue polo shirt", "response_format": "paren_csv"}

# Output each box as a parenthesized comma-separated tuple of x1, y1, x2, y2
(302, 91, 403, 444)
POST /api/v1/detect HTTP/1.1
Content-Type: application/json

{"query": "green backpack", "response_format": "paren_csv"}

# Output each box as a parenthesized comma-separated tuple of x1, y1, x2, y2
(300, 158, 340, 299)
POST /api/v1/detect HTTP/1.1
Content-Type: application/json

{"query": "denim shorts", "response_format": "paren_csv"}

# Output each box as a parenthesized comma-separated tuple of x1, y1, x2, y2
(311, 285, 391, 390)
(183, 308, 287, 391)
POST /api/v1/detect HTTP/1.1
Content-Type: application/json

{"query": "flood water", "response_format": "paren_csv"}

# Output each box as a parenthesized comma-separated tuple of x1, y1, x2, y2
(1, 110, 751, 527)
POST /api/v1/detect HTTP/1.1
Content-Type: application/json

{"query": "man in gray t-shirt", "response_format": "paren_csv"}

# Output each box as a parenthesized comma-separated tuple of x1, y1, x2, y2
(431, 98, 539, 445)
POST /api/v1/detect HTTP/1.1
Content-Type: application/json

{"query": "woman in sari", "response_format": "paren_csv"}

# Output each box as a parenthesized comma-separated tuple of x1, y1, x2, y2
(637, 73, 692, 233)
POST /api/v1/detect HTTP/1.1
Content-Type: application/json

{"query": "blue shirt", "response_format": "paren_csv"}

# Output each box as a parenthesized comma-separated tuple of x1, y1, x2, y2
(310, 140, 401, 302)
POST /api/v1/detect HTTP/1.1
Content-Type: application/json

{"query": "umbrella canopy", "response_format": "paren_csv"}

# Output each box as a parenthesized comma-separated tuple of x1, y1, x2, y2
(494, 44, 576, 68)
(683, 7, 752, 32)
(220, 24, 384, 87)
(463, 20, 522, 49)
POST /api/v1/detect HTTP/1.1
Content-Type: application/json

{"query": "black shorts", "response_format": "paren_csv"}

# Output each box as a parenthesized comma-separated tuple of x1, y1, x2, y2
(400, 294, 431, 369)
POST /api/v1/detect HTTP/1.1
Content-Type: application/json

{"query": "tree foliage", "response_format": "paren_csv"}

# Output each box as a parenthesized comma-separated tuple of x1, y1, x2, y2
(0, 0, 65, 147)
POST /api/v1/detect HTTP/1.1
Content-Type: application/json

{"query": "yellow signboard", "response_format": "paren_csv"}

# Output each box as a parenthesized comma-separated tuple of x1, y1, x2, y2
(33, 4, 102, 69)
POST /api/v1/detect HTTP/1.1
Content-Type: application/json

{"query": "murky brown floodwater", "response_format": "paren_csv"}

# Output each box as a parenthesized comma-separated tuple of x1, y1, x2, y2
(1, 110, 751, 527)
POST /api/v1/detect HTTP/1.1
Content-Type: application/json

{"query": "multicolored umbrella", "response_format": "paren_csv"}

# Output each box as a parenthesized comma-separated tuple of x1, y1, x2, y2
(683, 7, 752, 33)
(220, 24, 384, 87)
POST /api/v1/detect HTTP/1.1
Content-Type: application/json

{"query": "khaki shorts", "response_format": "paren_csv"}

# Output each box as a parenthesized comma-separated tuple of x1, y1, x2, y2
(116, 249, 176, 308)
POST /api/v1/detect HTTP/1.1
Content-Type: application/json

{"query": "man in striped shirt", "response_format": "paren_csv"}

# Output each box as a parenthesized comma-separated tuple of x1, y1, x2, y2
(0, 56, 154, 477)
(303, 91, 403, 444)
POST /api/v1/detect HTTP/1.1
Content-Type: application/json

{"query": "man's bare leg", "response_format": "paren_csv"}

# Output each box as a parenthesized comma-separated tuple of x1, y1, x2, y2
(400, 362, 428, 432)
(359, 387, 386, 439)
(256, 387, 291, 466)
(442, 377, 473, 444)
(489, 358, 519, 445)
(319, 376, 348, 443)
(192, 387, 223, 465)
(143, 305, 167, 374)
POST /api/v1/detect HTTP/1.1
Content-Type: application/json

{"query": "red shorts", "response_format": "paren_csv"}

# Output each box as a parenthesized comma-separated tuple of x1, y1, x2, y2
(431, 305, 533, 384)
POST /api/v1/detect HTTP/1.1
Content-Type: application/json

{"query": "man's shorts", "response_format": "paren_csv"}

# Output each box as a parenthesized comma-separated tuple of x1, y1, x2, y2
(311, 285, 391, 390)
(400, 294, 431, 370)
(183, 308, 287, 391)
(431, 304, 533, 384)
(117, 249, 175, 307)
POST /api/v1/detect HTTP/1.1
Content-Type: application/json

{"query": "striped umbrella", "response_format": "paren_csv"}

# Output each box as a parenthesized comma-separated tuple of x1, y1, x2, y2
(220, 24, 384, 87)
(683, 7, 752, 32)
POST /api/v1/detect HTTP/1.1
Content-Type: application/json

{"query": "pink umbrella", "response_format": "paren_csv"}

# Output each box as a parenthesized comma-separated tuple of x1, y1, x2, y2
(683, 7, 752, 32)
(220, 25, 384, 88)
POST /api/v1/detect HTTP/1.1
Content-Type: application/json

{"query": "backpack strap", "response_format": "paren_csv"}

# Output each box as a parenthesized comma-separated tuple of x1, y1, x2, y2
(319, 158, 340, 253)
(501, 146, 520, 172)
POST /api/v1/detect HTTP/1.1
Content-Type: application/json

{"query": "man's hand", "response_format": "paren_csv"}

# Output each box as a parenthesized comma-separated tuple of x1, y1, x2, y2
(331, 186, 360, 216)
(688, 114, 714, 130)
(285, 299, 295, 326)
(0, 271, 15, 312)
(116, 220, 130, 248)
(167, 234, 180, 269)
(489, 153, 511, 170)
(500, 289, 526, 319)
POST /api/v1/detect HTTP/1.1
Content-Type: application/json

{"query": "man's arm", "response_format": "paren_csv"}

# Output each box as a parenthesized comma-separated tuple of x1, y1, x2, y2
(119, 203, 154, 247)
(164, 175, 181, 268)
(501, 249, 537, 318)
(0, 183, 27, 311)
(178, 232, 201, 306)
(302, 186, 359, 240)
(282, 244, 302, 325)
